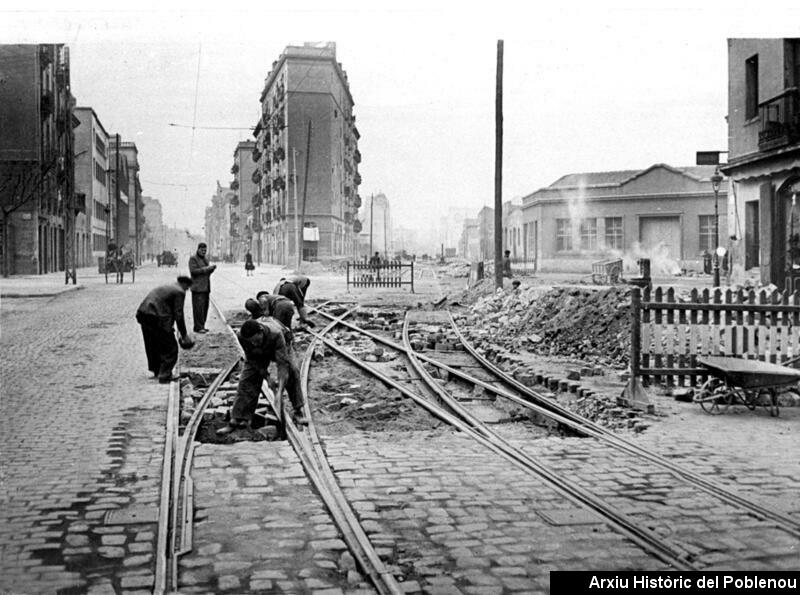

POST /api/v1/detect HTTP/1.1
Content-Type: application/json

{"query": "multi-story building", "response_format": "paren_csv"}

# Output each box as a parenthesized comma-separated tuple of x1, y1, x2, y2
(141, 196, 164, 260)
(438, 207, 473, 256)
(74, 107, 111, 268)
(103, 135, 130, 254)
(110, 139, 142, 260)
(228, 141, 256, 262)
(253, 42, 361, 264)
(521, 163, 726, 274)
(358, 192, 392, 259)
(205, 182, 235, 261)
(0, 43, 76, 275)
(722, 38, 800, 289)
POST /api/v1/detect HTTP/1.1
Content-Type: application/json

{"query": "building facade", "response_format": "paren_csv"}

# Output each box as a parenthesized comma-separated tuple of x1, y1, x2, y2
(252, 42, 361, 265)
(0, 44, 76, 275)
(459, 218, 480, 260)
(358, 192, 392, 258)
(722, 38, 800, 289)
(502, 201, 524, 259)
(521, 164, 727, 274)
(228, 141, 256, 262)
(141, 196, 164, 260)
(73, 107, 110, 268)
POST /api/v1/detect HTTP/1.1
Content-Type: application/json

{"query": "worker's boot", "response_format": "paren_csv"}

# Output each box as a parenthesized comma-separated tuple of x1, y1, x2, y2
(216, 421, 246, 436)
(292, 408, 309, 425)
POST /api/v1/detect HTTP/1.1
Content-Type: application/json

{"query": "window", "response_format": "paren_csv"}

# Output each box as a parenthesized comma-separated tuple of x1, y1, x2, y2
(579, 218, 597, 250)
(605, 217, 623, 250)
(699, 215, 716, 252)
(745, 54, 759, 120)
(94, 159, 106, 185)
(556, 218, 572, 252)
(95, 133, 106, 158)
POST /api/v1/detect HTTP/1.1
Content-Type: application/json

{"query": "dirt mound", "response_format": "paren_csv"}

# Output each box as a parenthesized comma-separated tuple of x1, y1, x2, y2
(460, 285, 632, 368)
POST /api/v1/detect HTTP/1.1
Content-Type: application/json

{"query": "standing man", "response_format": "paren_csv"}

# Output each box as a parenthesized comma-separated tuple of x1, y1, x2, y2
(135, 276, 194, 383)
(217, 318, 307, 435)
(273, 275, 315, 328)
(189, 242, 217, 333)
(502, 249, 513, 278)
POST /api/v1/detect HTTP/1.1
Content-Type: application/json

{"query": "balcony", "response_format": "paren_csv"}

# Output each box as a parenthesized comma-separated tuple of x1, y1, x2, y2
(758, 88, 800, 152)
(230, 180, 239, 190)
(252, 148, 262, 163)
(229, 195, 239, 207)
(230, 163, 239, 174)
(353, 172, 362, 186)
(273, 147, 285, 161)
(251, 169, 262, 184)
(354, 149, 361, 164)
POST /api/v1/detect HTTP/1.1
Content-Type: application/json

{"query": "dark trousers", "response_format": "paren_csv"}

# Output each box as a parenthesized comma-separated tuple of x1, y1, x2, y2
(192, 291, 210, 331)
(136, 313, 178, 380)
(230, 358, 303, 425)
(273, 301, 295, 331)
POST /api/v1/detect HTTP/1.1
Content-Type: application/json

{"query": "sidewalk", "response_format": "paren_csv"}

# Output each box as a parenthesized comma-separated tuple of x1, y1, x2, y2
(0, 266, 122, 298)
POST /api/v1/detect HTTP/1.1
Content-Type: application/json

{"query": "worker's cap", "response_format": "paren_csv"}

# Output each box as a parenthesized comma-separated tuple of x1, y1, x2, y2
(244, 298, 263, 318)
(177, 275, 193, 285)
(256, 290, 270, 299)
(240, 319, 263, 338)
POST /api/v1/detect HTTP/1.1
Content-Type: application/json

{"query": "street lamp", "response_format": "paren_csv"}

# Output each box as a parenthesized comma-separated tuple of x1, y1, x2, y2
(711, 167, 724, 287)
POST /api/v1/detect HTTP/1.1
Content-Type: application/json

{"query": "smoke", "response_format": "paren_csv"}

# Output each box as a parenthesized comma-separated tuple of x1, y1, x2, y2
(619, 241, 682, 276)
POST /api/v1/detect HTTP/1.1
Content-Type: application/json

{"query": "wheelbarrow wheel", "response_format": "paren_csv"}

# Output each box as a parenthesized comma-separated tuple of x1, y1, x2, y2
(695, 378, 733, 415)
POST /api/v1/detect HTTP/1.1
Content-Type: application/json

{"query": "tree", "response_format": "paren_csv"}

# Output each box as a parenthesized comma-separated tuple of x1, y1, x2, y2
(0, 159, 57, 277)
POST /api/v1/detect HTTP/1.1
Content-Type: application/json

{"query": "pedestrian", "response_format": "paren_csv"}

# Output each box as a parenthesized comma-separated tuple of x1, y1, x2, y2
(216, 318, 307, 435)
(244, 251, 255, 276)
(502, 249, 513, 278)
(135, 276, 195, 383)
(189, 242, 217, 333)
(273, 275, 315, 327)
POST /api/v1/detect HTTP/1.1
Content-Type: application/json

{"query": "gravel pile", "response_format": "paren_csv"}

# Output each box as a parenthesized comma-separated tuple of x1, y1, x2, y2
(459, 285, 632, 368)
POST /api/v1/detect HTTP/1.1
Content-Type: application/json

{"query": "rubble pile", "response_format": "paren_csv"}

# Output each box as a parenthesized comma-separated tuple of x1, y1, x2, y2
(461, 286, 633, 368)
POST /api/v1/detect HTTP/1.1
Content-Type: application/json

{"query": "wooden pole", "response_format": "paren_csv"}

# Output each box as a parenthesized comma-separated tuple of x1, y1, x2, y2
(299, 121, 311, 268)
(494, 40, 504, 290)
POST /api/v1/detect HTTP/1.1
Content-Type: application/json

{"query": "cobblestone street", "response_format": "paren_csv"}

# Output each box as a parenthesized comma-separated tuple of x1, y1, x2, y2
(2, 263, 799, 594)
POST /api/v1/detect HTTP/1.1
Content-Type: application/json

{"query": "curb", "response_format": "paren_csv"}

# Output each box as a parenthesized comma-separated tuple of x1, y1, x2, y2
(1, 285, 85, 299)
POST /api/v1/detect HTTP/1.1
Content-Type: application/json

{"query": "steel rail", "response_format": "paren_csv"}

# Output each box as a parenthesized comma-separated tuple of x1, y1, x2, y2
(310, 326, 696, 570)
(446, 313, 800, 536)
(312, 306, 800, 537)
(217, 300, 405, 595)
(153, 375, 180, 595)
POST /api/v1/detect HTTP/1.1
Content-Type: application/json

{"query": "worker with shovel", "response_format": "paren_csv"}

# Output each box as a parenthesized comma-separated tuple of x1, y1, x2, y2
(217, 318, 307, 436)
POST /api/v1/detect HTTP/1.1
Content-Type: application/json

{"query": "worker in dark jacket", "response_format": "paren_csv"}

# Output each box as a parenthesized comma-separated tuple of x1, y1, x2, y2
(217, 318, 307, 435)
(135, 276, 194, 383)
(255, 290, 295, 330)
(188, 242, 217, 333)
(273, 275, 315, 327)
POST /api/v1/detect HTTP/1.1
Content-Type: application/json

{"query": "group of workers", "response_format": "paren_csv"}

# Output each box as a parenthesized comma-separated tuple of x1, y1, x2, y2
(135, 242, 315, 436)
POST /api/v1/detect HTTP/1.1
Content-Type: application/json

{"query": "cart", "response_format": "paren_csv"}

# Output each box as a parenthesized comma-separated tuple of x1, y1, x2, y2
(692, 356, 800, 417)
(591, 258, 623, 284)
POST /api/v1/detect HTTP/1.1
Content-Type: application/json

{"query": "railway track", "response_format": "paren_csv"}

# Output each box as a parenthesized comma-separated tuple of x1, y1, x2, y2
(155, 299, 800, 593)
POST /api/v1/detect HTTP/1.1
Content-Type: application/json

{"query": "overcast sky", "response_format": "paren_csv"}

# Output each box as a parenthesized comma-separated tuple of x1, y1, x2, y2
(3, 1, 800, 236)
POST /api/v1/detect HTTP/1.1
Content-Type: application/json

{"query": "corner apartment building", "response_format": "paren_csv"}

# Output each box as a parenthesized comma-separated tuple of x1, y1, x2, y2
(204, 182, 235, 261)
(722, 38, 800, 289)
(227, 141, 256, 262)
(0, 44, 77, 275)
(252, 42, 361, 264)
(110, 139, 143, 260)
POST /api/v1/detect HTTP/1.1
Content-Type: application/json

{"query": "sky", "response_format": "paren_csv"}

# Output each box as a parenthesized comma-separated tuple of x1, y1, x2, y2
(2, 1, 800, 237)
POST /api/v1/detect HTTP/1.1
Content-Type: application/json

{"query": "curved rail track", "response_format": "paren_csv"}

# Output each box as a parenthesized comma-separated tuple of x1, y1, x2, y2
(156, 298, 800, 593)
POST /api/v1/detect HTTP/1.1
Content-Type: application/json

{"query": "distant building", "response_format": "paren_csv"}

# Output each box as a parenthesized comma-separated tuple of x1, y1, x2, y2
(722, 38, 800, 289)
(141, 196, 164, 259)
(74, 107, 110, 268)
(358, 193, 392, 259)
(459, 218, 480, 260)
(253, 42, 361, 264)
(502, 201, 523, 259)
(0, 44, 76, 275)
(205, 182, 235, 261)
(521, 164, 727, 274)
(477, 207, 494, 261)
(438, 206, 472, 257)
(228, 141, 256, 262)
(109, 139, 142, 261)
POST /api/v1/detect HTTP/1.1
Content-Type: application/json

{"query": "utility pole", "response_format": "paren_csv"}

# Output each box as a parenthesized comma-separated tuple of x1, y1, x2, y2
(494, 40, 504, 290)
(293, 148, 299, 269)
(299, 121, 312, 268)
(114, 134, 121, 246)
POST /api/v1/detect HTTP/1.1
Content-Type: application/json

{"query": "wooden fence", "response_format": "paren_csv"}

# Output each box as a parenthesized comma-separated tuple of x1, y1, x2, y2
(346, 261, 415, 292)
(632, 286, 800, 387)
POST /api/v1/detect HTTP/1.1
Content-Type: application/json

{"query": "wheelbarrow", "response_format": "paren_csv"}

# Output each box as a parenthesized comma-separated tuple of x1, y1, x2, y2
(692, 356, 800, 417)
